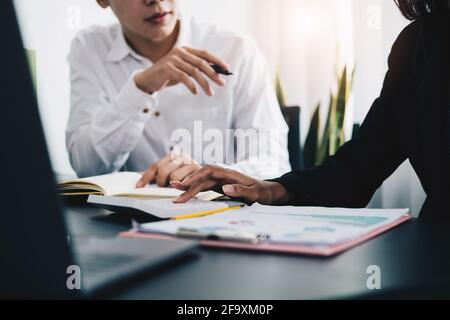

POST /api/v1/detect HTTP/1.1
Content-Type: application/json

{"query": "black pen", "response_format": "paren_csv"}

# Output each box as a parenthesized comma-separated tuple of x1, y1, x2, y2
(210, 64, 233, 76)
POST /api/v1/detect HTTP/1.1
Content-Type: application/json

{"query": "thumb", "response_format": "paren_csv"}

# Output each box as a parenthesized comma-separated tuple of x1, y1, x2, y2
(222, 184, 258, 203)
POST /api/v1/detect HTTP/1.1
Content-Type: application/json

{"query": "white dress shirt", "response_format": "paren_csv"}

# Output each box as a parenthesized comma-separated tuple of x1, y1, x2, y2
(66, 16, 290, 179)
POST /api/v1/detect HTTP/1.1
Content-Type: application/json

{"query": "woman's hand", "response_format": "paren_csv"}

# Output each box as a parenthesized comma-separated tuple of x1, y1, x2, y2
(170, 165, 292, 205)
(134, 47, 229, 96)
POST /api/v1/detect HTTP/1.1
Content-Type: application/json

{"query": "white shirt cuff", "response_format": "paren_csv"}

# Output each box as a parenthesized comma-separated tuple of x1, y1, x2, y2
(114, 70, 158, 119)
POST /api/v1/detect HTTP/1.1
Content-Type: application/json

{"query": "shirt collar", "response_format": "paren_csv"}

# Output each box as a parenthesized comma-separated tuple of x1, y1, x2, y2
(106, 15, 190, 63)
(106, 24, 141, 63)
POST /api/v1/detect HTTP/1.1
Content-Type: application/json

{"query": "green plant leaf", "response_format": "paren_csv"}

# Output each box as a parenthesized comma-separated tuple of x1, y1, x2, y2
(316, 92, 335, 165)
(305, 65, 354, 167)
(275, 69, 288, 107)
(334, 66, 347, 151)
(25, 49, 36, 92)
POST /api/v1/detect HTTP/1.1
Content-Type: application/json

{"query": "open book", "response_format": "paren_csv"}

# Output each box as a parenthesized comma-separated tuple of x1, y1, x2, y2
(57, 171, 223, 202)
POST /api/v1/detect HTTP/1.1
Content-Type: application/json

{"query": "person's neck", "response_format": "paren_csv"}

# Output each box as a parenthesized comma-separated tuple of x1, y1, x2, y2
(123, 21, 180, 63)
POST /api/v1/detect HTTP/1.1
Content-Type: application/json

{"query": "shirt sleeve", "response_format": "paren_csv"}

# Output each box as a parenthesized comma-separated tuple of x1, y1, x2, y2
(66, 36, 158, 177)
(216, 38, 291, 180)
(269, 20, 420, 207)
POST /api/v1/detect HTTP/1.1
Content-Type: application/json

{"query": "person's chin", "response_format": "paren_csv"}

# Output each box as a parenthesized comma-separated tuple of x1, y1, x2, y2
(146, 27, 173, 41)
(144, 22, 177, 41)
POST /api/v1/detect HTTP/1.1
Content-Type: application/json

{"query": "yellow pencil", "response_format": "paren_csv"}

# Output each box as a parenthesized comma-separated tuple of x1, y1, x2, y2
(172, 205, 243, 221)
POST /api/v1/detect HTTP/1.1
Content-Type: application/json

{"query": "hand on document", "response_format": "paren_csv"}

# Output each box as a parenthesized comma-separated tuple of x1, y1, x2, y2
(170, 165, 291, 205)
(136, 152, 202, 188)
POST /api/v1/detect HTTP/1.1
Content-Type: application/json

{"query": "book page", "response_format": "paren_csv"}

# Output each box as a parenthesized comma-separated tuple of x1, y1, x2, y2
(75, 172, 143, 195)
(61, 171, 223, 200)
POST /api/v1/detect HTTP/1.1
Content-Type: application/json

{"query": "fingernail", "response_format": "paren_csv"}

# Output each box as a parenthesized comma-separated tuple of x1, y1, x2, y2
(136, 181, 143, 188)
(222, 185, 235, 194)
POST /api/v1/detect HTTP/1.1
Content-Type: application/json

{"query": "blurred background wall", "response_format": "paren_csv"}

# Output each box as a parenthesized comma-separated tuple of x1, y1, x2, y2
(14, 0, 426, 215)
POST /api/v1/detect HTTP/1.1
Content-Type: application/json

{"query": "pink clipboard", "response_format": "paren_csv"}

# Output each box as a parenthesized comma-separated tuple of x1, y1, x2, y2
(119, 214, 411, 257)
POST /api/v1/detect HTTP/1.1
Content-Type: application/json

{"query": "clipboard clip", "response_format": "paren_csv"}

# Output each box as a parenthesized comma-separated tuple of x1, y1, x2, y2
(176, 227, 269, 244)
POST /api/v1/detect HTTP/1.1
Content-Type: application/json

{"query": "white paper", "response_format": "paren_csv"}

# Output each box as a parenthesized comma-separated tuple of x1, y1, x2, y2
(88, 195, 229, 219)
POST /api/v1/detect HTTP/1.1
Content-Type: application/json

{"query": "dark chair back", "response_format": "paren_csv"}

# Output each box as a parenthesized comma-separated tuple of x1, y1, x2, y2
(280, 106, 303, 170)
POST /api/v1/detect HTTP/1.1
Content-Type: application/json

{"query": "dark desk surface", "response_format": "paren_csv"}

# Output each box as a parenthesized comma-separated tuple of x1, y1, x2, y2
(64, 204, 450, 299)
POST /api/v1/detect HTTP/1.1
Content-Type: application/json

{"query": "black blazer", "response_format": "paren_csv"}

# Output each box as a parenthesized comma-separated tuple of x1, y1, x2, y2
(273, 12, 450, 219)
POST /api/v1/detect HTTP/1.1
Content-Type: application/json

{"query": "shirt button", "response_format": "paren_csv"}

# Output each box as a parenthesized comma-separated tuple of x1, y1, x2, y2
(154, 111, 161, 117)
(143, 108, 150, 114)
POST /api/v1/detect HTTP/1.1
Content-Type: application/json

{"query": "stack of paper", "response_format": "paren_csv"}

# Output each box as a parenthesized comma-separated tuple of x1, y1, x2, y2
(136, 204, 411, 250)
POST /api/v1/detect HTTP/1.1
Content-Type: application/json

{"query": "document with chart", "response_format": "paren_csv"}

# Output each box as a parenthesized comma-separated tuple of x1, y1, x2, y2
(134, 204, 411, 254)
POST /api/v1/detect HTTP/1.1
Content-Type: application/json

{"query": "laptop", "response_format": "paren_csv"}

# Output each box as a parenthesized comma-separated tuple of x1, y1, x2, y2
(0, 0, 196, 299)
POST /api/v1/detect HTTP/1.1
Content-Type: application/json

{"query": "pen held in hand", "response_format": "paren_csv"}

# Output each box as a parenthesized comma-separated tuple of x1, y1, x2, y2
(210, 64, 233, 76)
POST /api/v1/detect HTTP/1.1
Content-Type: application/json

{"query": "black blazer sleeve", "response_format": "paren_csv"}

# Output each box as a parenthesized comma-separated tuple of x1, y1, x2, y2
(271, 20, 422, 208)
